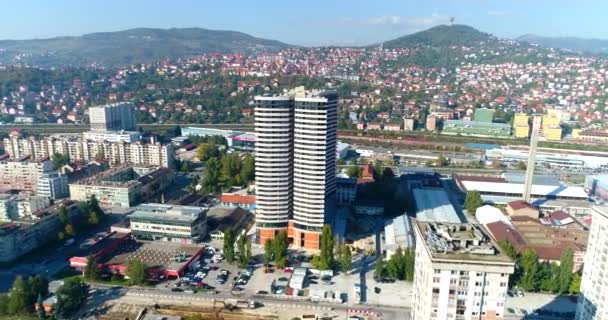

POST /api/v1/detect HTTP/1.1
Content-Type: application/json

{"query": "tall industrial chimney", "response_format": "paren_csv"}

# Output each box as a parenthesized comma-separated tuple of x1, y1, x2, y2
(522, 115, 542, 203)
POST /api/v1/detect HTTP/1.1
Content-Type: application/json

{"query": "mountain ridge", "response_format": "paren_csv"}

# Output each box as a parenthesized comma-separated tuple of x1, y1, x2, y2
(517, 34, 608, 54)
(0, 27, 294, 66)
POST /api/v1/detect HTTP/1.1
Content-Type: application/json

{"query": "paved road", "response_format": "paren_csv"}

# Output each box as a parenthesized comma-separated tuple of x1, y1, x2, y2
(85, 283, 410, 320)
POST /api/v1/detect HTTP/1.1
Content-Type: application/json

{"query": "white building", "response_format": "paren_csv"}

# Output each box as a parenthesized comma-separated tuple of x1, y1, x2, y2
(37, 172, 69, 200)
(129, 203, 208, 244)
(576, 206, 608, 320)
(254, 87, 338, 250)
(89, 102, 136, 132)
(83, 130, 141, 143)
(3, 137, 175, 168)
(412, 221, 515, 320)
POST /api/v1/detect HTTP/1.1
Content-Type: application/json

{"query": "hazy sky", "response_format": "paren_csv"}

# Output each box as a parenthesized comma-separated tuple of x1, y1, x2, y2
(1, 0, 606, 46)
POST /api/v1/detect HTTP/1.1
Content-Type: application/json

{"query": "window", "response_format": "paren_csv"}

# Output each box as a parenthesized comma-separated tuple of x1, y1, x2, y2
(500, 282, 507, 287)
(433, 288, 440, 294)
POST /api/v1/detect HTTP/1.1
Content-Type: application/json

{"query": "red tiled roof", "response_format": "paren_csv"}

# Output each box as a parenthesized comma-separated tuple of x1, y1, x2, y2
(507, 200, 533, 210)
(220, 194, 255, 205)
(484, 221, 527, 250)
(510, 216, 541, 224)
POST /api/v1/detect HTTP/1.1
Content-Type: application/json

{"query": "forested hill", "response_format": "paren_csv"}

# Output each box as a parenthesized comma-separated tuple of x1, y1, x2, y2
(383, 24, 497, 48)
(0, 27, 293, 67)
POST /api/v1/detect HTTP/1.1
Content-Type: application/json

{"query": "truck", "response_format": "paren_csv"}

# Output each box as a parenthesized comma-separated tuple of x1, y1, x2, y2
(226, 299, 257, 309)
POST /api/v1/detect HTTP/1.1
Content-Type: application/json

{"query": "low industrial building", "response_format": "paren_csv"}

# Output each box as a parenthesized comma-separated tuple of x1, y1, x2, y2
(69, 232, 205, 279)
(68, 165, 174, 208)
(454, 175, 588, 204)
(505, 200, 540, 219)
(207, 207, 254, 241)
(412, 221, 515, 320)
(413, 188, 462, 223)
(129, 203, 208, 244)
(384, 213, 415, 259)
(485, 210, 588, 272)
(486, 147, 608, 170)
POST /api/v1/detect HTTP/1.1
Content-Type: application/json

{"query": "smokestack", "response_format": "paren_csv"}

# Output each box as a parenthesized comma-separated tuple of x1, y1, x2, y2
(523, 115, 542, 203)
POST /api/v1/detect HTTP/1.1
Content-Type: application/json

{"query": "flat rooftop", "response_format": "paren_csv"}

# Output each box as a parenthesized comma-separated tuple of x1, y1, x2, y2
(101, 239, 202, 271)
(458, 180, 588, 199)
(130, 203, 207, 223)
(413, 188, 462, 223)
(416, 221, 514, 265)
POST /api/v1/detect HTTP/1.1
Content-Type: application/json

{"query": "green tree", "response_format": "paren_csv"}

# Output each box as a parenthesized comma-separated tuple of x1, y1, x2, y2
(387, 247, 406, 280)
(497, 240, 518, 260)
(375, 257, 387, 278)
(51, 153, 70, 170)
(27, 275, 49, 307)
(404, 248, 415, 281)
(53, 277, 87, 319)
(223, 228, 236, 263)
(539, 263, 560, 293)
(87, 211, 100, 225)
(319, 224, 335, 270)
(201, 157, 221, 194)
(36, 294, 46, 320)
(346, 166, 363, 178)
(125, 259, 147, 285)
(340, 245, 352, 273)
(237, 234, 251, 268)
(263, 239, 273, 266)
(64, 224, 75, 237)
(273, 231, 289, 269)
(464, 191, 483, 214)
(0, 294, 8, 316)
(8, 276, 28, 315)
(569, 273, 582, 294)
(196, 143, 220, 162)
(84, 256, 101, 281)
(240, 154, 255, 184)
(558, 249, 574, 294)
(516, 161, 527, 170)
(518, 249, 540, 291)
(57, 206, 68, 224)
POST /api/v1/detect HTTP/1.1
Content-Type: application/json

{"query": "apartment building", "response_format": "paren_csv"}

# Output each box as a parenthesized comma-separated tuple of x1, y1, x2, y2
(0, 200, 80, 262)
(513, 113, 530, 138)
(37, 172, 69, 200)
(0, 157, 54, 193)
(254, 87, 338, 250)
(3, 137, 175, 168)
(129, 203, 208, 244)
(412, 221, 515, 320)
(576, 206, 608, 320)
(69, 166, 174, 208)
(89, 102, 136, 132)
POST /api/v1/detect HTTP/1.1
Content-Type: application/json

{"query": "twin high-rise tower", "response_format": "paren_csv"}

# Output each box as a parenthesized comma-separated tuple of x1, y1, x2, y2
(254, 87, 338, 250)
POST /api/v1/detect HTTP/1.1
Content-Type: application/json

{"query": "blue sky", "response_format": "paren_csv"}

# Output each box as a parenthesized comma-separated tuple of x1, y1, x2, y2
(1, 0, 606, 46)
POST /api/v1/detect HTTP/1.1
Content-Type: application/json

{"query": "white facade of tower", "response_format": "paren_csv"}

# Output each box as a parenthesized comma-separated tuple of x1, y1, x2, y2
(254, 96, 293, 231)
(292, 91, 338, 231)
(576, 206, 608, 320)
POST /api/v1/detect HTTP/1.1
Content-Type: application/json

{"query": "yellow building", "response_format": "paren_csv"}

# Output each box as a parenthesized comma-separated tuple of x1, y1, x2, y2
(544, 126, 563, 141)
(513, 113, 530, 138)
(543, 110, 562, 141)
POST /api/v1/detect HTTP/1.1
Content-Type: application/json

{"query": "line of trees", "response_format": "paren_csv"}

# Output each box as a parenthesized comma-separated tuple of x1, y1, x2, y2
(0, 275, 49, 317)
(263, 230, 289, 269)
(125, 259, 148, 286)
(499, 241, 581, 294)
(224, 227, 254, 268)
(53, 277, 87, 318)
(374, 246, 415, 281)
(193, 143, 255, 194)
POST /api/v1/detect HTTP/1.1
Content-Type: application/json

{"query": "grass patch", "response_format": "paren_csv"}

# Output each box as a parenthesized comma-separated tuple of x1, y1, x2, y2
(2, 316, 38, 320)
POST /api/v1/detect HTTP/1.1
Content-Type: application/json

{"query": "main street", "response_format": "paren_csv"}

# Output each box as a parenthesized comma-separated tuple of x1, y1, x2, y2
(84, 283, 411, 320)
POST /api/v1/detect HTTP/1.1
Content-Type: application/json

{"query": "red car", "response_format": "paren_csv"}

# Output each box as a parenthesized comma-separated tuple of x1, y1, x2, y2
(284, 267, 293, 273)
